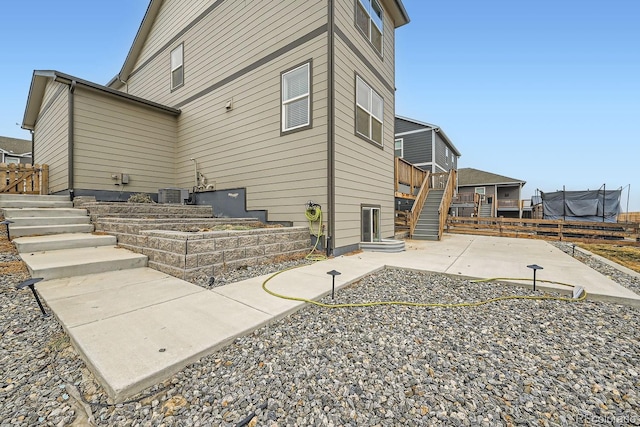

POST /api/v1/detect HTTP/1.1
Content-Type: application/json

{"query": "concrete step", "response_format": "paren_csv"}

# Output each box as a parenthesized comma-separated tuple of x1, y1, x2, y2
(8, 216, 91, 227)
(0, 200, 73, 209)
(10, 224, 94, 238)
(0, 194, 69, 203)
(2, 208, 88, 218)
(21, 246, 148, 280)
(13, 233, 117, 253)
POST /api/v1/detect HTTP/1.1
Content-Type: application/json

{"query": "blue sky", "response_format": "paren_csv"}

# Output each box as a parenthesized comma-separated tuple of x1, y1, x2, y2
(1, 1, 638, 210)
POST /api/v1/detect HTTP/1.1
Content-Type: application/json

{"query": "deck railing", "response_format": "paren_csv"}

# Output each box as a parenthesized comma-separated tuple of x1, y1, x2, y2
(395, 158, 428, 198)
(409, 170, 431, 236)
(1, 163, 49, 194)
(496, 198, 521, 209)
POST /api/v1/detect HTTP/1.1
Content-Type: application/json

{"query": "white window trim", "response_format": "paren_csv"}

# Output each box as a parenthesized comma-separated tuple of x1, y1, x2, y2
(355, 75, 383, 146)
(170, 44, 184, 90)
(356, 0, 384, 56)
(394, 138, 403, 158)
(281, 63, 311, 132)
(475, 187, 486, 195)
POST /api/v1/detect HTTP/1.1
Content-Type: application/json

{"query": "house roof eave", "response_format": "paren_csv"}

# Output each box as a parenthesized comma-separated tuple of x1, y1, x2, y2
(108, 0, 163, 89)
(23, 70, 180, 130)
(395, 115, 462, 157)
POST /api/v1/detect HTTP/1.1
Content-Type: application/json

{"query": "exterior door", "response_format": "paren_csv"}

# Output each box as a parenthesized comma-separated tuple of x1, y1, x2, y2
(362, 206, 381, 242)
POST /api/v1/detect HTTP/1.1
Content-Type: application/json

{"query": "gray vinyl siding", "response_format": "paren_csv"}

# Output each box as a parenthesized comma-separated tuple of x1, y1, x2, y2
(395, 117, 424, 134)
(332, 0, 396, 248)
(125, 0, 329, 227)
(72, 88, 177, 193)
(399, 130, 432, 165)
(34, 81, 68, 193)
(434, 131, 455, 172)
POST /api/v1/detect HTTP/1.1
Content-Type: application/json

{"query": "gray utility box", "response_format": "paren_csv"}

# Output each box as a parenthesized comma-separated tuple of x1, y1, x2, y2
(158, 188, 190, 204)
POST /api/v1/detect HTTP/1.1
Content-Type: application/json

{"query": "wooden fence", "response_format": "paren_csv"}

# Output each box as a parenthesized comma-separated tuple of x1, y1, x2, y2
(446, 216, 640, 245)
(395, 157, 428, 198)
(1, 163, 49, 194)
(619, 212, 640, 223)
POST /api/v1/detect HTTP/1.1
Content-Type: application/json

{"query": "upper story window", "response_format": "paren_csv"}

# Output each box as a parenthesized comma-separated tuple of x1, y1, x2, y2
(356, 0, 384, 55)
(170, 44, 184, 90)
(356, 75, 383, 146)
(282, 62, 311, 133)
(394, 138, 403, 157)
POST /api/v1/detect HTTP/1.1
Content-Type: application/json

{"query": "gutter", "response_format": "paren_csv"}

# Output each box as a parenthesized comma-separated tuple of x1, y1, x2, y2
(327, 0, 335, 255)
(68, 80, 76, 198)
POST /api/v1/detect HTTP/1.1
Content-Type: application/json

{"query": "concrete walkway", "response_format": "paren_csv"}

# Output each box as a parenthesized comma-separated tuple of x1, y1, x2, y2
(34, 234, 640, 402)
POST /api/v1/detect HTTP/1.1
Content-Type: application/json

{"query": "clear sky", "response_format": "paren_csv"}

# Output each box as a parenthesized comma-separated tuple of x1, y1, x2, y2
(1, 1, 638, 210)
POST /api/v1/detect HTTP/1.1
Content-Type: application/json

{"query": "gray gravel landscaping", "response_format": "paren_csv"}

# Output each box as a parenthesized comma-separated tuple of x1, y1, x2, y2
(1, 233, 639, 426)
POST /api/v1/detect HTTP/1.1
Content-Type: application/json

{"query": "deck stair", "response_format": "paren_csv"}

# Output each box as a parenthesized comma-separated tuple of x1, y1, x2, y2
(412, 190, 444, 240)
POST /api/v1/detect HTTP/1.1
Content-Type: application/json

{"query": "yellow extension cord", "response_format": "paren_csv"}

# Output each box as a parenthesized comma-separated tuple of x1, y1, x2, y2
(305, 205, 327, 261)
(262, 265, 588, 309)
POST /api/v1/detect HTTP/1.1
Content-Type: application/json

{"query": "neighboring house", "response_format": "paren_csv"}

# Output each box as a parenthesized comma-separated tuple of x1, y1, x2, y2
(394, 116, 461, 173)
(21, 0, 410, 256)
(456, 168, 527, 218)
(0, 136, 32, 165)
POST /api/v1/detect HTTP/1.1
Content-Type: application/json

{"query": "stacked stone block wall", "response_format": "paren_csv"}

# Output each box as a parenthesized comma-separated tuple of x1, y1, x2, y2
(139, 227, 311, 284)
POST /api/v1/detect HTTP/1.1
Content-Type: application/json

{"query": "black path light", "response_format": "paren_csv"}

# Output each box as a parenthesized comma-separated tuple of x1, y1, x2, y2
(1, 219, 14, 241)
(526, 264, 543, 291)
(327, 270, 341, 300)
(16, 278, 48, 317)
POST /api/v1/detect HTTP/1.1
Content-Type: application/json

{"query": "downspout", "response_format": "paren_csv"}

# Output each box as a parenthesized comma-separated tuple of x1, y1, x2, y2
(68, 80, 76, 200)
(327, 0, 335, 256)
(29, 130, 35, 165)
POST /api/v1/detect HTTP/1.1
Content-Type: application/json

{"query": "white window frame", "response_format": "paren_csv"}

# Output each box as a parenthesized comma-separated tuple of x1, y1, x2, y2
(281, 62, 311, 133)
(362, 205, 381, 242)
(355, 76, 383, 146)
(170, 44, 184, 90)
(356, 0, 384, 55)
(394, 138, 403, 158)
(475, 187, 486, 195)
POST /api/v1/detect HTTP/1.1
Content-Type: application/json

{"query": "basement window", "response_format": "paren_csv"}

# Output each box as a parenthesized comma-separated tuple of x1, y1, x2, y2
(170, 44, 184, 90)
(281, 62, 311, 133)
(356, 0, 384, 55)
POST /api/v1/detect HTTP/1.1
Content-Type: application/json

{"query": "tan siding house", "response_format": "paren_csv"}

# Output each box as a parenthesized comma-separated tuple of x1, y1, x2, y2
(22, 0, 409, 255)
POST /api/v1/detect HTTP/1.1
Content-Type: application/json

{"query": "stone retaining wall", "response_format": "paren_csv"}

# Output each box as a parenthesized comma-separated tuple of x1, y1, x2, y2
(73, 198, 214, 222)
(95, 217, 263, 253)
(138, 227, 310, 284)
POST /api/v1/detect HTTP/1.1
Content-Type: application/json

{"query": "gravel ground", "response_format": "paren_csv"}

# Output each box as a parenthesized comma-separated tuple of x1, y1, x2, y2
(2, 232, 639, 426)
(552, 242, 640, 296)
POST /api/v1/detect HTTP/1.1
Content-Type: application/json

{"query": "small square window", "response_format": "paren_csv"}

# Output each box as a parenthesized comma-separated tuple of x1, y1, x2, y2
(170, 44, 184, 90)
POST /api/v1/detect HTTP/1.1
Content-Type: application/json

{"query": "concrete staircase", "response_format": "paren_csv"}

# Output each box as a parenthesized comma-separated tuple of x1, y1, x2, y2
(1, 194, 147, 280)
(413, 189, 444, 241)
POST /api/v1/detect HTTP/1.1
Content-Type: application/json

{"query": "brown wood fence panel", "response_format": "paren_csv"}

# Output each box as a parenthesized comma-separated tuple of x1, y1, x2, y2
(1, 163, 49, 194)
(446, 216, 640, 245)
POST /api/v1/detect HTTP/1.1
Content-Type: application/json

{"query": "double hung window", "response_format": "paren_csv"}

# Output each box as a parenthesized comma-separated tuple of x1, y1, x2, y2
(356, 0, 384, 54)
(282, 63, 311, 132)
(356, 76, 383, 146)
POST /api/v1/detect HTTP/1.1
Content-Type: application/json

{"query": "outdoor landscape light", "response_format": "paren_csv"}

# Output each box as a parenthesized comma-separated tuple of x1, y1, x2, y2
(16, 278, 48, 317)
(1, 219, 14, 240)
(327, 269, 341, 300)
(526, 264, 543, 291)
